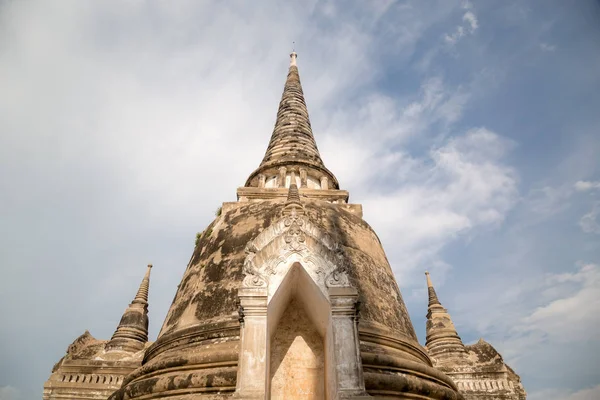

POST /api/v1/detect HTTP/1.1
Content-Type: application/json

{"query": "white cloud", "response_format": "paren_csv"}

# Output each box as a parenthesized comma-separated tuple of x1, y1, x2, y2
(359, 128, 518, 283)
(319, 72, 516, 288)
(453, 261, 600, 378)
(526, 185, 572, 216)
(322, 76, 471, 187)
(540, 42, 557, 52)
(316, 62, 517, 290)
(445, 8, 479, 45)
(463, 11, 479, 33)
(579, 202, 600, 234)
(573, 181, 600, 234)
(0, 386, 20, 400)
(521, 263, 600, 341)
(488, 262, 600, 371)
(575, 180, 600, 191)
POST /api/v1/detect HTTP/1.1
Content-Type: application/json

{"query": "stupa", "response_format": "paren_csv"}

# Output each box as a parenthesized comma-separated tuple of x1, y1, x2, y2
(45, 52, 526, 400)
(108, 51, 461, 399)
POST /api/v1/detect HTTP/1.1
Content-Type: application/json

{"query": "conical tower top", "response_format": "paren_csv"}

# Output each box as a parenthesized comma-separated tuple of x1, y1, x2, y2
(425, 271, 441, 306)
(424, 271, 466, 360)
(244, 52, 338, 191)
(105, 264, 152, 353)
(132, 264, 152, 305)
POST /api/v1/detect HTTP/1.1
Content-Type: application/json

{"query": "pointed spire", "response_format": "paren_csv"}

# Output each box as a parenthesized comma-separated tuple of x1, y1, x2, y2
(133, 264, 152, 305)
(105, 265, 152, 353)
(245, 52, 339, 190)
(424, 271, 466, 361)
(425, 271, 441, 306)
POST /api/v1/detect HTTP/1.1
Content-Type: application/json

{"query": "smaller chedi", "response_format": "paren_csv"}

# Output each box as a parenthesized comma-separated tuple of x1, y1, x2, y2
(424, 271, 527, 400)
(43, 265, 153, 400)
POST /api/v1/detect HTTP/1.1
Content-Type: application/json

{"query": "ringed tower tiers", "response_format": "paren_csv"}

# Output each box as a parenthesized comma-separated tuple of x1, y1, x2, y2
(109, 53, 463, 400)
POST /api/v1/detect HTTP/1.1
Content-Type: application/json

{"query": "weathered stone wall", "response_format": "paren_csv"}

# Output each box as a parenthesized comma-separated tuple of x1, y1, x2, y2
(156, 198, 418, 345)
(107, 197, 461, 399)
(269, 299, 325, 399)
(430, 339, 527, 400)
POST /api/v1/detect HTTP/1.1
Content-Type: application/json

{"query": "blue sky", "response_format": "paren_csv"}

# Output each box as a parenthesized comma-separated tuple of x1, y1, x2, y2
(1, 1, 599, 399)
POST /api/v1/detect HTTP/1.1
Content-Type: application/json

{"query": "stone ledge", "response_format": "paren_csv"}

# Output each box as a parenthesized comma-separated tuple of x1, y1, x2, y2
(237, 186, 349, 202)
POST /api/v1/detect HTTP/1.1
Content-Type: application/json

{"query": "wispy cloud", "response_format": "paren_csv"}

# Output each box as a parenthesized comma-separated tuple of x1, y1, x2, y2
(349, 127, 517, 284)
(526, 185, 572, 217)
(317, 66, 517, 287)
(575, 180, 600, 191)
(519, 263, 600, 341)
(574, 181, 600, 234)
(540, 42, 557, 52)
(477, 262, 600, 382)
(444, 4, 479, 45)
(579, 202, 600, 234)
(322, 76, 471, 187)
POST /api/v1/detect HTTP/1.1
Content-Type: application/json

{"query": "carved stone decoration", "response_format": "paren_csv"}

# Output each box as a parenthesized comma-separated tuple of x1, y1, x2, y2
(283, 208, 306, 251)
(242, 245, 267, 288)
(242, 201, 351, 294)
(326, 248, 350, 287)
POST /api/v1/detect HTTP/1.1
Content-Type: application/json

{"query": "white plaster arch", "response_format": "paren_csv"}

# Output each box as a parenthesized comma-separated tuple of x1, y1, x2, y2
(267, 262, 330, 338)
(242, 207, 350, 297)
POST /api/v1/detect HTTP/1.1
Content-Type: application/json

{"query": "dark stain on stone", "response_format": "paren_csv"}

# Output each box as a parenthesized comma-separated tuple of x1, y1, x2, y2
(165, 297, 191, 328)
(204, 261, 224, 282)
(206, 373, 215, 387)
(193, 285, 237, 320)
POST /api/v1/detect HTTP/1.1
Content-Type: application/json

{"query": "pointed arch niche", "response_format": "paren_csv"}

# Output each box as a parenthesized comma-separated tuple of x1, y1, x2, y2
(236, 261, 367, 400)
(268, 263, 328, 399)
(235, 205, 369, 399)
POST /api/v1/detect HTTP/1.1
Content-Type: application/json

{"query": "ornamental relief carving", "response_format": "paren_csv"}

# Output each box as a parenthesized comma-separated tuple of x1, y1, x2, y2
(242, 205, 350, 292)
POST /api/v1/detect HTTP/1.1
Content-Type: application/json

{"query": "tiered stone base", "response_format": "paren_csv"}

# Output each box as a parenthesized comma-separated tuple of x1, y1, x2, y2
(108, 318, 461, 400)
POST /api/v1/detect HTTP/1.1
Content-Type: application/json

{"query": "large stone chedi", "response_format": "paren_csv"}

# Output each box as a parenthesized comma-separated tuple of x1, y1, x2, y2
(46, 52, 528, 399)
(108, 52, 462, 399)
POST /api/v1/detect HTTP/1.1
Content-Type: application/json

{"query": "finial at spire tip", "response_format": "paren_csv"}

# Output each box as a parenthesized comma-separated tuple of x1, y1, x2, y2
(290, 51, 298, 67)
(425, 271, 434, 288)
(143, 264, 152, 279)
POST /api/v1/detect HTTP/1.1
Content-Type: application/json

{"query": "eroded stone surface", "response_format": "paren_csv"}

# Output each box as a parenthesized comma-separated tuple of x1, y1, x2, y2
(103, 195, 460, 399)
(270, 299, 325, 399)
(156, 199, 418, 347)
(43, 331, 150, 400)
